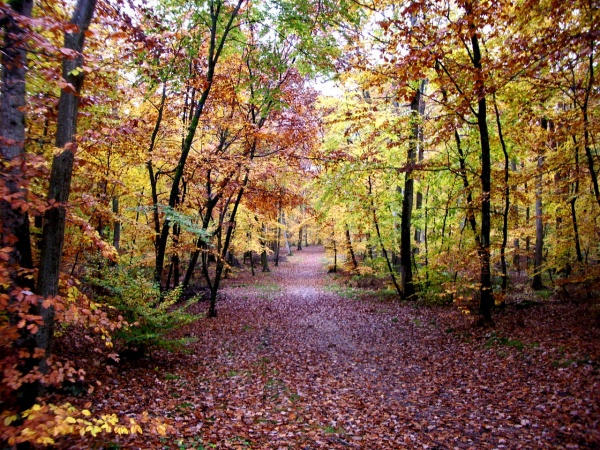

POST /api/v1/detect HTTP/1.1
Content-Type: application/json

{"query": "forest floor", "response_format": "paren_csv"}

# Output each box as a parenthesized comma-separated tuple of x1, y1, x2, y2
(59, 246, 600, 449)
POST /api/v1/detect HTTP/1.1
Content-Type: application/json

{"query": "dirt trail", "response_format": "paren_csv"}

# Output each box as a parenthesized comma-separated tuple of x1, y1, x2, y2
(75, 246, 599, 449)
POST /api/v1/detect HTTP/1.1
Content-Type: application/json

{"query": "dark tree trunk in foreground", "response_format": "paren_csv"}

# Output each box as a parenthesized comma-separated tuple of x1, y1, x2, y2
(0, 0, 34, 280)
(465, 5, 494, 322)
(34, 0, 97, 406)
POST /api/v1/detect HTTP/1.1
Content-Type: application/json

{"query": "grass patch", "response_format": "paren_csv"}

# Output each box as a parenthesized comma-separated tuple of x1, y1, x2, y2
(164, 373, 181, 381)
(175, 437, 215, 449)
(484, 332, 525, 350)
(255, 282, 281, 293)
(325, 283, 366, 299)
(411, 318, 422, 327)
(322, 424, 346, 434)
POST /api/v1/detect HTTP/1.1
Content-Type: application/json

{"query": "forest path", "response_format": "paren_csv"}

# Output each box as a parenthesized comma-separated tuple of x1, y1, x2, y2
(84, 246, 599, 449)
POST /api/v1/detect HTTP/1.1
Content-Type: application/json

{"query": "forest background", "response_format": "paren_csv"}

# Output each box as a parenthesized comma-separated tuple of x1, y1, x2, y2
(0, 0, 598, 446)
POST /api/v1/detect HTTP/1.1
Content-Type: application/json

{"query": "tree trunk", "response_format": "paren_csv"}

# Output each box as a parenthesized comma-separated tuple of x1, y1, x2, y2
(35, 0, 97, 400)
(532, 165, 544, 289)
(112, 197, 121, 253)
(493, 93, 510, 295)
(297, 226, 303, 250)
(275, 208, 282, 266)
(400, 81, 425, 300)
(532, 129, 545, 290)
(260, 224, 270, 272)
(207, 172, 248, 317)
(332, 239, 337, 272)
(369, 177, 402, 297)
(464, 7, 494, 322)
(345, 224, 358, 270)
(154, 0, 245, 290)
(581, 50, 600, 208)
(282, 212, 292, 256)
(0, 0, 34, 280)
(146, 83, 167, 270)
(570, 136, 584, 264)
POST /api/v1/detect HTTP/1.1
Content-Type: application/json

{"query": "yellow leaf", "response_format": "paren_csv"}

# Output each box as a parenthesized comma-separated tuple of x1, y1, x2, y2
(4, 414, 18, 426)
(65, 416, 77, 424)
(82, 409, 91, 417)
(36, 436, 55, 445)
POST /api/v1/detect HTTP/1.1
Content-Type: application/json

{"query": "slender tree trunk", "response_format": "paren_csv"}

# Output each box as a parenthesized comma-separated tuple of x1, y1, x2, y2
(182, 178, 220, 289)
(297, 226, 303, 250)
(570, 136, 584, 263)
(275, 208, 282, 266)
(532, 119, 551, 289)
(455, 130, 479, 238)
(493, 93, 510, 295)
(345, 224, 358, 269)
(532, 146, 545, 290)
(332, 238, 337, 272)
(282, 212, 292, 256)
(146, 83, 167, 268)
(207, 172, 248, 317)
(155, 0, 245, 290)
(511, 159, 520, 271)
(467, 14, 493, 322)
(366, 232, 373, 259)
(581, 49, 600, 208)
(260, 224, 270, 272)
(423, 185, 430, 282)
(369, 177, 402, 297)
(112, 197, 120, 256)
(400, 81, 425, 300)
(35, 0, 97, 401)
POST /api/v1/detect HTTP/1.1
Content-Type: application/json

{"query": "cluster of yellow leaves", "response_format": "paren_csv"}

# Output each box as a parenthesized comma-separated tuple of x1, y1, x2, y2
(1, 403, 143, 446)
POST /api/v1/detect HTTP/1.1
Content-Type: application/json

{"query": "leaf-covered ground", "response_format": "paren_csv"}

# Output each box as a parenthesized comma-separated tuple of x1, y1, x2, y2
(60, 246, 599, 449)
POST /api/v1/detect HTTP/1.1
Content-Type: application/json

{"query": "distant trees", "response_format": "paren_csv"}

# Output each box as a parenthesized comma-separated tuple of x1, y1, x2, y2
(315, 0, 599, 321)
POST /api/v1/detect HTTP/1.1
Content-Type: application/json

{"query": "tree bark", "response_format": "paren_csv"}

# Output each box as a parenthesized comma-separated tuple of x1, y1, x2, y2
(34, 0, 97, 401)
(570, 136, 584, 264)
(275, 208, 282, 266)
(282, 212, 292, 256)
(400, 81, 425, 300)
(493, 93, 510, 295)
(532, 119, 546, 290)
(260, 223, 270, 272)
(369, 177, 402, 297)
(154, 0, 245, 290)
(297, 226, 303, 250)
(464, 4, 494, 322)
(0, 0, 34, 280)
(112, 197, 120, 253)
(345, 224, 358, 270)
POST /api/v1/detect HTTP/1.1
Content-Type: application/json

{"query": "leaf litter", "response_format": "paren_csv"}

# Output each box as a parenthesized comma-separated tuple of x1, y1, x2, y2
(57, 246, 599, 449)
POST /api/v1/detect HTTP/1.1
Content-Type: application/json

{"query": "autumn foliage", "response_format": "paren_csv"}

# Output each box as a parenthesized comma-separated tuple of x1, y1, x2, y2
(0, 0, 599, 447)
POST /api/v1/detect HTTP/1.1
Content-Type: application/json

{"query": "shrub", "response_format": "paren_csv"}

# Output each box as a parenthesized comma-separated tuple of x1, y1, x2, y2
(88, 266, 202, 355)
